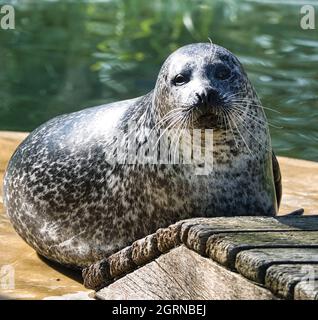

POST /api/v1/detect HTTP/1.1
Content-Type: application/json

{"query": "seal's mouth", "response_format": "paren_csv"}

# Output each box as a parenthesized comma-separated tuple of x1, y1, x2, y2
(198, 115, 225, 129)
(192, 106, 228, 129)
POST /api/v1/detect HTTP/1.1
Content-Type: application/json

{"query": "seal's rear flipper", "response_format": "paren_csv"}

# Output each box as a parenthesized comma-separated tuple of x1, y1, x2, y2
(284, 208, 304, 216)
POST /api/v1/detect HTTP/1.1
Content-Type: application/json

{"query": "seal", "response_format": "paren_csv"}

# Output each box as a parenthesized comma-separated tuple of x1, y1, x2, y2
(3, 43, 282, 268)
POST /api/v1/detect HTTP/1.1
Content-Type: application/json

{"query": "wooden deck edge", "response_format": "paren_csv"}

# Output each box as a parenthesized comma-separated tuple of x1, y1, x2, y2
(95, 245, 277, 300)
(83, 215, 318, 299)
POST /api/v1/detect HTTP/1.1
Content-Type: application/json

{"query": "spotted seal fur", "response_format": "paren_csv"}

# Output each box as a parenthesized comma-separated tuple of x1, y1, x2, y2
(3, 43, 281, 268)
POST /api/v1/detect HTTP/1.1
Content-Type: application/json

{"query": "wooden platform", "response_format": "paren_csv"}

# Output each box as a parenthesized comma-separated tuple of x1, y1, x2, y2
(1, 131, 318, 300)
(82, 216, 318, 300)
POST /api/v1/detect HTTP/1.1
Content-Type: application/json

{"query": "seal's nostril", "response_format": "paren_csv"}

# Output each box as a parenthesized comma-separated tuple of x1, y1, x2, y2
(195, 93, 203, 104)
(196, 92, 208, 107)
(196, 89, 219, 107)
(206, 89, 219, 105)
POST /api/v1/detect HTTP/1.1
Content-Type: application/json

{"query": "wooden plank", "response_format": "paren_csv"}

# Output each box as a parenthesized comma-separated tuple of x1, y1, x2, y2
(206, 231, 318, 269)
(183, 216, 318, 256)
(84, 216, 318, 290)
(235, 248, 318, 284)
(264, 264, 318, 299)
(294, 280, 318, 300)
(96, 246, 276, 300)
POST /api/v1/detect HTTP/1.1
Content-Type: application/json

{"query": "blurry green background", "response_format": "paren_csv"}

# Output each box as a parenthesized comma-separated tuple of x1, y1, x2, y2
(0, 0, 317, 160)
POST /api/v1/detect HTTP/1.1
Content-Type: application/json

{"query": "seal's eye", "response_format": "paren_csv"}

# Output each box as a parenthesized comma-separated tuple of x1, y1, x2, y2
(215, 65, 231, 80)
(173, 74, 188, 86)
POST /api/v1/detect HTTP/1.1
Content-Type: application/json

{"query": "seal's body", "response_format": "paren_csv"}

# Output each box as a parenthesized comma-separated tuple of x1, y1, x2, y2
(3, 43, 281, 268)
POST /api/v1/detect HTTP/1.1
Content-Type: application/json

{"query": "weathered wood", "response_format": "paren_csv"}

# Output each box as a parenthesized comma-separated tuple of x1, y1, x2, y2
(96, 246, 276, 300)
(206, 231, 318, 269)
(264, 264, 318, 299)
(235, 248, 318, 284)
(82, 259, 111, 291)
(183, 216, 318, 257)
(84, 216, 318, 291)
(156, 223, 182, 253)
(109, 246, 136, 278)
(131, 234, 160, 265)
(294, 280, 318, 300)
(83, 222, 182, 290)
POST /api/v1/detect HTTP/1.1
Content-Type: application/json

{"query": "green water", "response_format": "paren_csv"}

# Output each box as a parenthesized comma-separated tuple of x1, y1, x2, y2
(0, 0, 317, 161)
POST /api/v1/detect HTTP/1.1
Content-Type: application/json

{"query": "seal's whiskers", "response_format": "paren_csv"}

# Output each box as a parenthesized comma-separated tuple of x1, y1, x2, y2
(153, 111, 187, 151)
(171, 113, 189, 164)
(208, 37, 217, 64)
(228, 112, 253, 156)
(230, 106, 281, 129)
(223, 108, 239, 148)
(230, 99, 281, 114)
(229, 109, 272, 153)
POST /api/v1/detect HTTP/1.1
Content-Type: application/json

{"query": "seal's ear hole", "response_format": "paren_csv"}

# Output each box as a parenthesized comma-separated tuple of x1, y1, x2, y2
(214, 65, 231, 80)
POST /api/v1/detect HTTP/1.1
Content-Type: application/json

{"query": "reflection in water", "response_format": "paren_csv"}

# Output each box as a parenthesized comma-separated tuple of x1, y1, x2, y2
(0, 0, 317, 161)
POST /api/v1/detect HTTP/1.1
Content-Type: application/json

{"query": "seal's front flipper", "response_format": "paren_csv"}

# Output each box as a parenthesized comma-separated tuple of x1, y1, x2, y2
(272, 152, 282, 209)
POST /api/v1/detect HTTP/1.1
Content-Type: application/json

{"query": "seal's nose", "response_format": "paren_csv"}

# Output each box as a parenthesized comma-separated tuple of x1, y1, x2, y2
(196, 88, 221, 107)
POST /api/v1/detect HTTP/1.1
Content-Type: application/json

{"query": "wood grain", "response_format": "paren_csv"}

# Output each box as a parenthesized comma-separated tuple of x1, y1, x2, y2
(235, 248, 318, 284)
(85, 216, 318, 292)
(294, 280, 318, 300)
(96, 246, 276, 300)
(206, 231, 318, 269)
(92, 216, 318, 300)
(183, 216, 318, 256)
(265, 264, 318, 299)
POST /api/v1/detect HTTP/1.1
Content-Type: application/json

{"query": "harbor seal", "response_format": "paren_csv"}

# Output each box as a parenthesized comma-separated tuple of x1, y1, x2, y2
(3, 43, 281, 268)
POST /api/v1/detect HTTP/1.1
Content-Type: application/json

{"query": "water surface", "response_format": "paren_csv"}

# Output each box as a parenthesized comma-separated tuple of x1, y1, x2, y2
(0, 0, 317, 160)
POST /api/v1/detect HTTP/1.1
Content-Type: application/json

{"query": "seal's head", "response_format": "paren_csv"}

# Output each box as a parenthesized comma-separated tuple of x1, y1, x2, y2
(153, 43, 261, 130)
